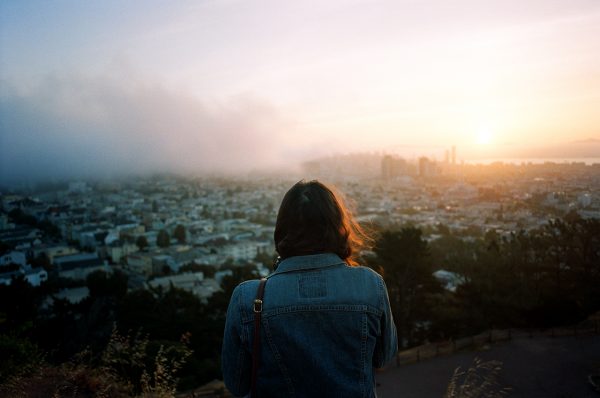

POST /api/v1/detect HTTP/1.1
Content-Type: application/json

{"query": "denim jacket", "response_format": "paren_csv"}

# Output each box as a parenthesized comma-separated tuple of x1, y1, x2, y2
(222, 253, 398, 397)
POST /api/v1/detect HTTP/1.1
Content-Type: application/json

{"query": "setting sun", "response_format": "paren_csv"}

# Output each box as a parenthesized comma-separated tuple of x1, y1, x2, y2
(476, 128, 494, 146)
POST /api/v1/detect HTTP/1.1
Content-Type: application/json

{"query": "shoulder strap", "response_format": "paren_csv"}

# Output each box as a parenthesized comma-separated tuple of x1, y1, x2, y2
(251, 277, 267, 397)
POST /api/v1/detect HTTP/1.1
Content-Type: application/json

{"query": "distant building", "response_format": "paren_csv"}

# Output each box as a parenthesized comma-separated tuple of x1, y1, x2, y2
(0, 214, 10, 230)
(215, 269, 233, 284)
(32, 244, 79, 264)
(0, 251, 27, 267)
(24, 267, 48, 286)
(55, 253, 110, 280)
(148, 272, 204, 291)
(578, 193, 592, 208)
(107, 241, 138, 264)
(46, 287, 90, 306)
(418, 157, 439, 177)
(55, 252, 100, 267)
(152, 254, 177, 274)
(78, 230, 108, 249)
(126, 252, 153, 276)
(68, 181, 88, 194)
(0, 227, 41, 247)
(0, 268, 21, 286)
(381, 155, 408, 181)
(433, 270, 465, 292)
(444, 182, 478, 203)
(147, 272, 221, 303)
(0, 265, 47, 287)
(221, 242, 260, 262)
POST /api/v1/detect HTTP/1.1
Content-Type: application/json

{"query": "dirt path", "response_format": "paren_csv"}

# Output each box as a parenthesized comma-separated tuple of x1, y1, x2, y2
(375, 334, 600, 398)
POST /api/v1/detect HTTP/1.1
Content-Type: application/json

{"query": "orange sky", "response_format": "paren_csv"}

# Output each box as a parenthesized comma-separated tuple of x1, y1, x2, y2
(1, 0, 599, 181)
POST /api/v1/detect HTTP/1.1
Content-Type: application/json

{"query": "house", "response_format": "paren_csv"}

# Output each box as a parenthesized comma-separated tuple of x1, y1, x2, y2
(107, 241, 138, 264)
(0, 251, 27, 267)
(147, 272, 221, 303)
(433, 270, 465, 292)
(49, 287, 90, 305)
(0, 265, 47, 287)
(220, 241, 260, 262)
(152, 254, 176, 274)
(0, 267, 22, 286)
(31, 244, 79, 264)
(0, 214, 10, 230)
(126, 252, 153, 276)
(148, 272, 204, 291)
(79, 230, 108, 249)
(55, 253, 110, 280)
(24, 267, 48, 286)
(0, 227, 41, 247)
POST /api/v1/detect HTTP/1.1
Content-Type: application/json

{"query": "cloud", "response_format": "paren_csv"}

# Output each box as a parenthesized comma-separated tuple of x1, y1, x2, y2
(0, 72, 297, 184)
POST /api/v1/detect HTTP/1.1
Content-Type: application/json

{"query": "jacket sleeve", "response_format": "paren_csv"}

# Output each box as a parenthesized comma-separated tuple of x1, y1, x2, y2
(222, 284, 251, 397)
(373, 276, 398, 368)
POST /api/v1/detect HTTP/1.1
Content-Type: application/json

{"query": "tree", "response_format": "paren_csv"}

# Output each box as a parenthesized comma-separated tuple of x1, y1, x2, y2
(135, 235, 148, 251)
(0, 334, 44, 384)
(255, 251, 277, 269)
(157, 230, 170, 248)
(531, 217, 600, 325)
(39, 220, 61, 238)
(86, 270, 128, 299)
(30, 253, 51, 271)
(8, 208, 37, 226)
(119, 232, 134, 244)
(117, 287, 224, 388)
(370, 226, 441, 347)
(0, 274, 40, 330)
(173, 224, 186, 244)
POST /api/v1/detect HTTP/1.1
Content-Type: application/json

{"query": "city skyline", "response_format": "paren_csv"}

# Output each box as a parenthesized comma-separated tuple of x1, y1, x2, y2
(1, 0, 600, 183)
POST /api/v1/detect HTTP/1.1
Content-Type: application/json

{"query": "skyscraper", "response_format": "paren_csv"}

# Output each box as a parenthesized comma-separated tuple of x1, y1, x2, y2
(451, 146, 456, 165)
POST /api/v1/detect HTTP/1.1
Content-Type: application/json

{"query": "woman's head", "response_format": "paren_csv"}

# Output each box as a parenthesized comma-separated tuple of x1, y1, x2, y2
(274, 180, 370, 266)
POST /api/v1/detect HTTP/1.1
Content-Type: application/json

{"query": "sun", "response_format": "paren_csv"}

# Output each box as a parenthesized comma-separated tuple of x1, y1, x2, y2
(476, 128, 494, 145)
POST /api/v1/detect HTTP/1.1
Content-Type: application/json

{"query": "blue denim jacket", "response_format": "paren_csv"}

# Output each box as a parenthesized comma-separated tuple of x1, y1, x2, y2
(222, 253, 398, 397)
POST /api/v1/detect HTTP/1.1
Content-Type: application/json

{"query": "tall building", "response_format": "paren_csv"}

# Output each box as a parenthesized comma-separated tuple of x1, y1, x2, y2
(451, 146, 456, 165)
(382, 155, 394, 180)
(419, 156, 440, 177)
(419, 157, 430, 177)
(381, 155, 407, 180)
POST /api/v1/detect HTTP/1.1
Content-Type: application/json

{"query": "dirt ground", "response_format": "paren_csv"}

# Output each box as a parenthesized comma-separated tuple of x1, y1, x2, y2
(375, 334, 600, 398)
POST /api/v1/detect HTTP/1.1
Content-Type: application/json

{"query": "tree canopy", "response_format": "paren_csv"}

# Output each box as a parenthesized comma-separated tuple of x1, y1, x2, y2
(157, 229, 170, 248)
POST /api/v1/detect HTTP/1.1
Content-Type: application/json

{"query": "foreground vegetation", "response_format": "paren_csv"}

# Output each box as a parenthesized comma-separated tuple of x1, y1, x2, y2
(372, 214, 600, 347)
(0, 215, 598, 395)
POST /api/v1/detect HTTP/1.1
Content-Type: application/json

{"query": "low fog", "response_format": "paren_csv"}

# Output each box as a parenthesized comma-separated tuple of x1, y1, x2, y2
(0, 73, 313, 185)
(2, 72, 598, 187)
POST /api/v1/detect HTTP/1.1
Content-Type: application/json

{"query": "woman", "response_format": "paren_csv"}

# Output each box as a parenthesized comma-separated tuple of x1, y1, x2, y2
(222, 180, 397, 397)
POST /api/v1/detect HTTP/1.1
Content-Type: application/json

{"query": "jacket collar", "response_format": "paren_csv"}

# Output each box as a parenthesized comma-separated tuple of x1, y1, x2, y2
(271, 253, 346, 276)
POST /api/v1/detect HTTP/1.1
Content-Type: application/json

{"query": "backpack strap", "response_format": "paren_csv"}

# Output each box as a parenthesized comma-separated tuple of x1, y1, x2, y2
(251, 277, 267, 397)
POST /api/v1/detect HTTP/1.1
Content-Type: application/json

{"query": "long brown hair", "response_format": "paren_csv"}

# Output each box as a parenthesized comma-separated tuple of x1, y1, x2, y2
(274, 180, 371, 266)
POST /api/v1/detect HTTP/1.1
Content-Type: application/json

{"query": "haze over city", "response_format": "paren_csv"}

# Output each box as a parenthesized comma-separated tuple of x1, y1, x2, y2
(1, 0, 600, 183)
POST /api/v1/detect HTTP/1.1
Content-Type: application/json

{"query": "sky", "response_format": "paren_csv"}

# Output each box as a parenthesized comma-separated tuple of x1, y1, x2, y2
(1, 0, 600, 182)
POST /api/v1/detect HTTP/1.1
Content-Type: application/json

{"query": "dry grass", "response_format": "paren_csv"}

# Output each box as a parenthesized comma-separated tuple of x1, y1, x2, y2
(445, 358, 511, 398)
(0, 326, 192, 398)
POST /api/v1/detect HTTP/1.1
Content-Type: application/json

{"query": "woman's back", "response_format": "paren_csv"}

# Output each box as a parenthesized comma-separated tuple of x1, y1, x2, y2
(222, 253, 397, 397)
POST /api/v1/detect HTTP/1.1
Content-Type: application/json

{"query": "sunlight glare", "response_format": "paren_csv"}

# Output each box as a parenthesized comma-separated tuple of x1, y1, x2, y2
(476, 128, 494, 146)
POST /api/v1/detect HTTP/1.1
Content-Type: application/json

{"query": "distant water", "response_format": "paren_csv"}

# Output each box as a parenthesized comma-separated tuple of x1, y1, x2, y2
(464, 157, 600, 165)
